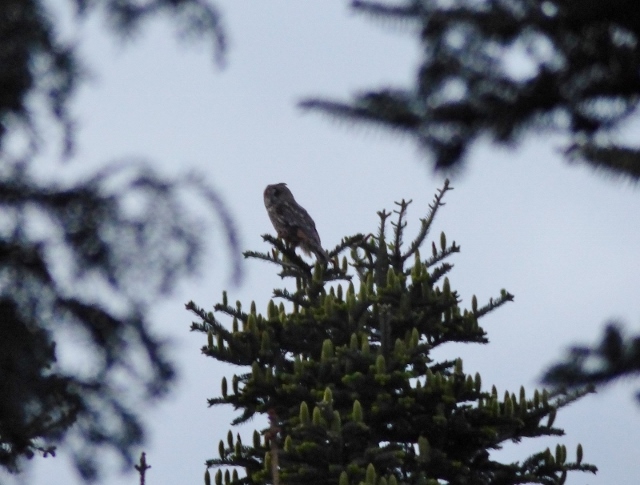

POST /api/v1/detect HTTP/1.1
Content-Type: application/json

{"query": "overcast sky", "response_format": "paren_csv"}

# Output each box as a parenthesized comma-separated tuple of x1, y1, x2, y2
(6, 1, 640, 484)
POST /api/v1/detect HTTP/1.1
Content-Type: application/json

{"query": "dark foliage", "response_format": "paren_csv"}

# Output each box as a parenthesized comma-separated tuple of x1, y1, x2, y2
(544, 324, 640, 402)
(0, 0, 225, 157)
(0, 161, 239, 480)
(301, 0, 640, 177)
(564, 142, 640, 180)
(0, 0, 234, 481)
(190, 181, 596, 485)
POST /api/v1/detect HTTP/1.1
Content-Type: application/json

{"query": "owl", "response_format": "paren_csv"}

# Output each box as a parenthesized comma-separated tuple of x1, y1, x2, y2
(264, 183, 329, 262)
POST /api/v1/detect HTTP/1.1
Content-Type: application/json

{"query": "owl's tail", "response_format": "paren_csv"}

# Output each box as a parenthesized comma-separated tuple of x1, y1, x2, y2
(314, 247, 330, 264)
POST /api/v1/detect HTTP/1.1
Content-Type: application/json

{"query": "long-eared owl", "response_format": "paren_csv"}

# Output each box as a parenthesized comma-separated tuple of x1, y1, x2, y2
(264, 183, 328, 262)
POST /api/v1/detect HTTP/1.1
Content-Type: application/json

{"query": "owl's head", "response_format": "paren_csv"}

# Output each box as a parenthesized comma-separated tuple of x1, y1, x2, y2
(264, 183, 293, 203)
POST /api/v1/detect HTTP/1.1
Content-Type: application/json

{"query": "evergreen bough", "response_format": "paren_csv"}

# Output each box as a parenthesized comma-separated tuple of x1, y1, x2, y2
(302, 0, 640, 177)
(188, 180, 596, 485)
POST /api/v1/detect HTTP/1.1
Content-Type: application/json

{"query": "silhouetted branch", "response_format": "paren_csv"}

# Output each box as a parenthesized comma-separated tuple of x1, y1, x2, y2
(544, 324, 640, 402)
(134, 452, 151, 485)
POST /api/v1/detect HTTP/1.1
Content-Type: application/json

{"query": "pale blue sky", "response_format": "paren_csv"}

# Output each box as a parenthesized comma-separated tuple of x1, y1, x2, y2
(7, 2, 640, 484)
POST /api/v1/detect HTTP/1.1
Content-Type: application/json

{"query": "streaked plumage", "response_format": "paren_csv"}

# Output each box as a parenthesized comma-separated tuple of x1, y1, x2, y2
(264, 183, 328, 262)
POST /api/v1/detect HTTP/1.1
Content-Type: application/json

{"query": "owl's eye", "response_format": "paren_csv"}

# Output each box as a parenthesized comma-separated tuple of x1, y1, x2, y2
(273, 188, 280, 197)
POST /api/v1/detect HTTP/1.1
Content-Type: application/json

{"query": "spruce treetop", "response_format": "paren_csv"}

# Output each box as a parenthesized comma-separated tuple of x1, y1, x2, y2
(188, 180, 596, 485)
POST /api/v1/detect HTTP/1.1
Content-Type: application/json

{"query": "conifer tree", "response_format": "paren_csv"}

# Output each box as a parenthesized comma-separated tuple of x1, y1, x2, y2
(301, 0, 640, 179)
(0, 0, 230, 479)
(188, 181, 597, 485)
